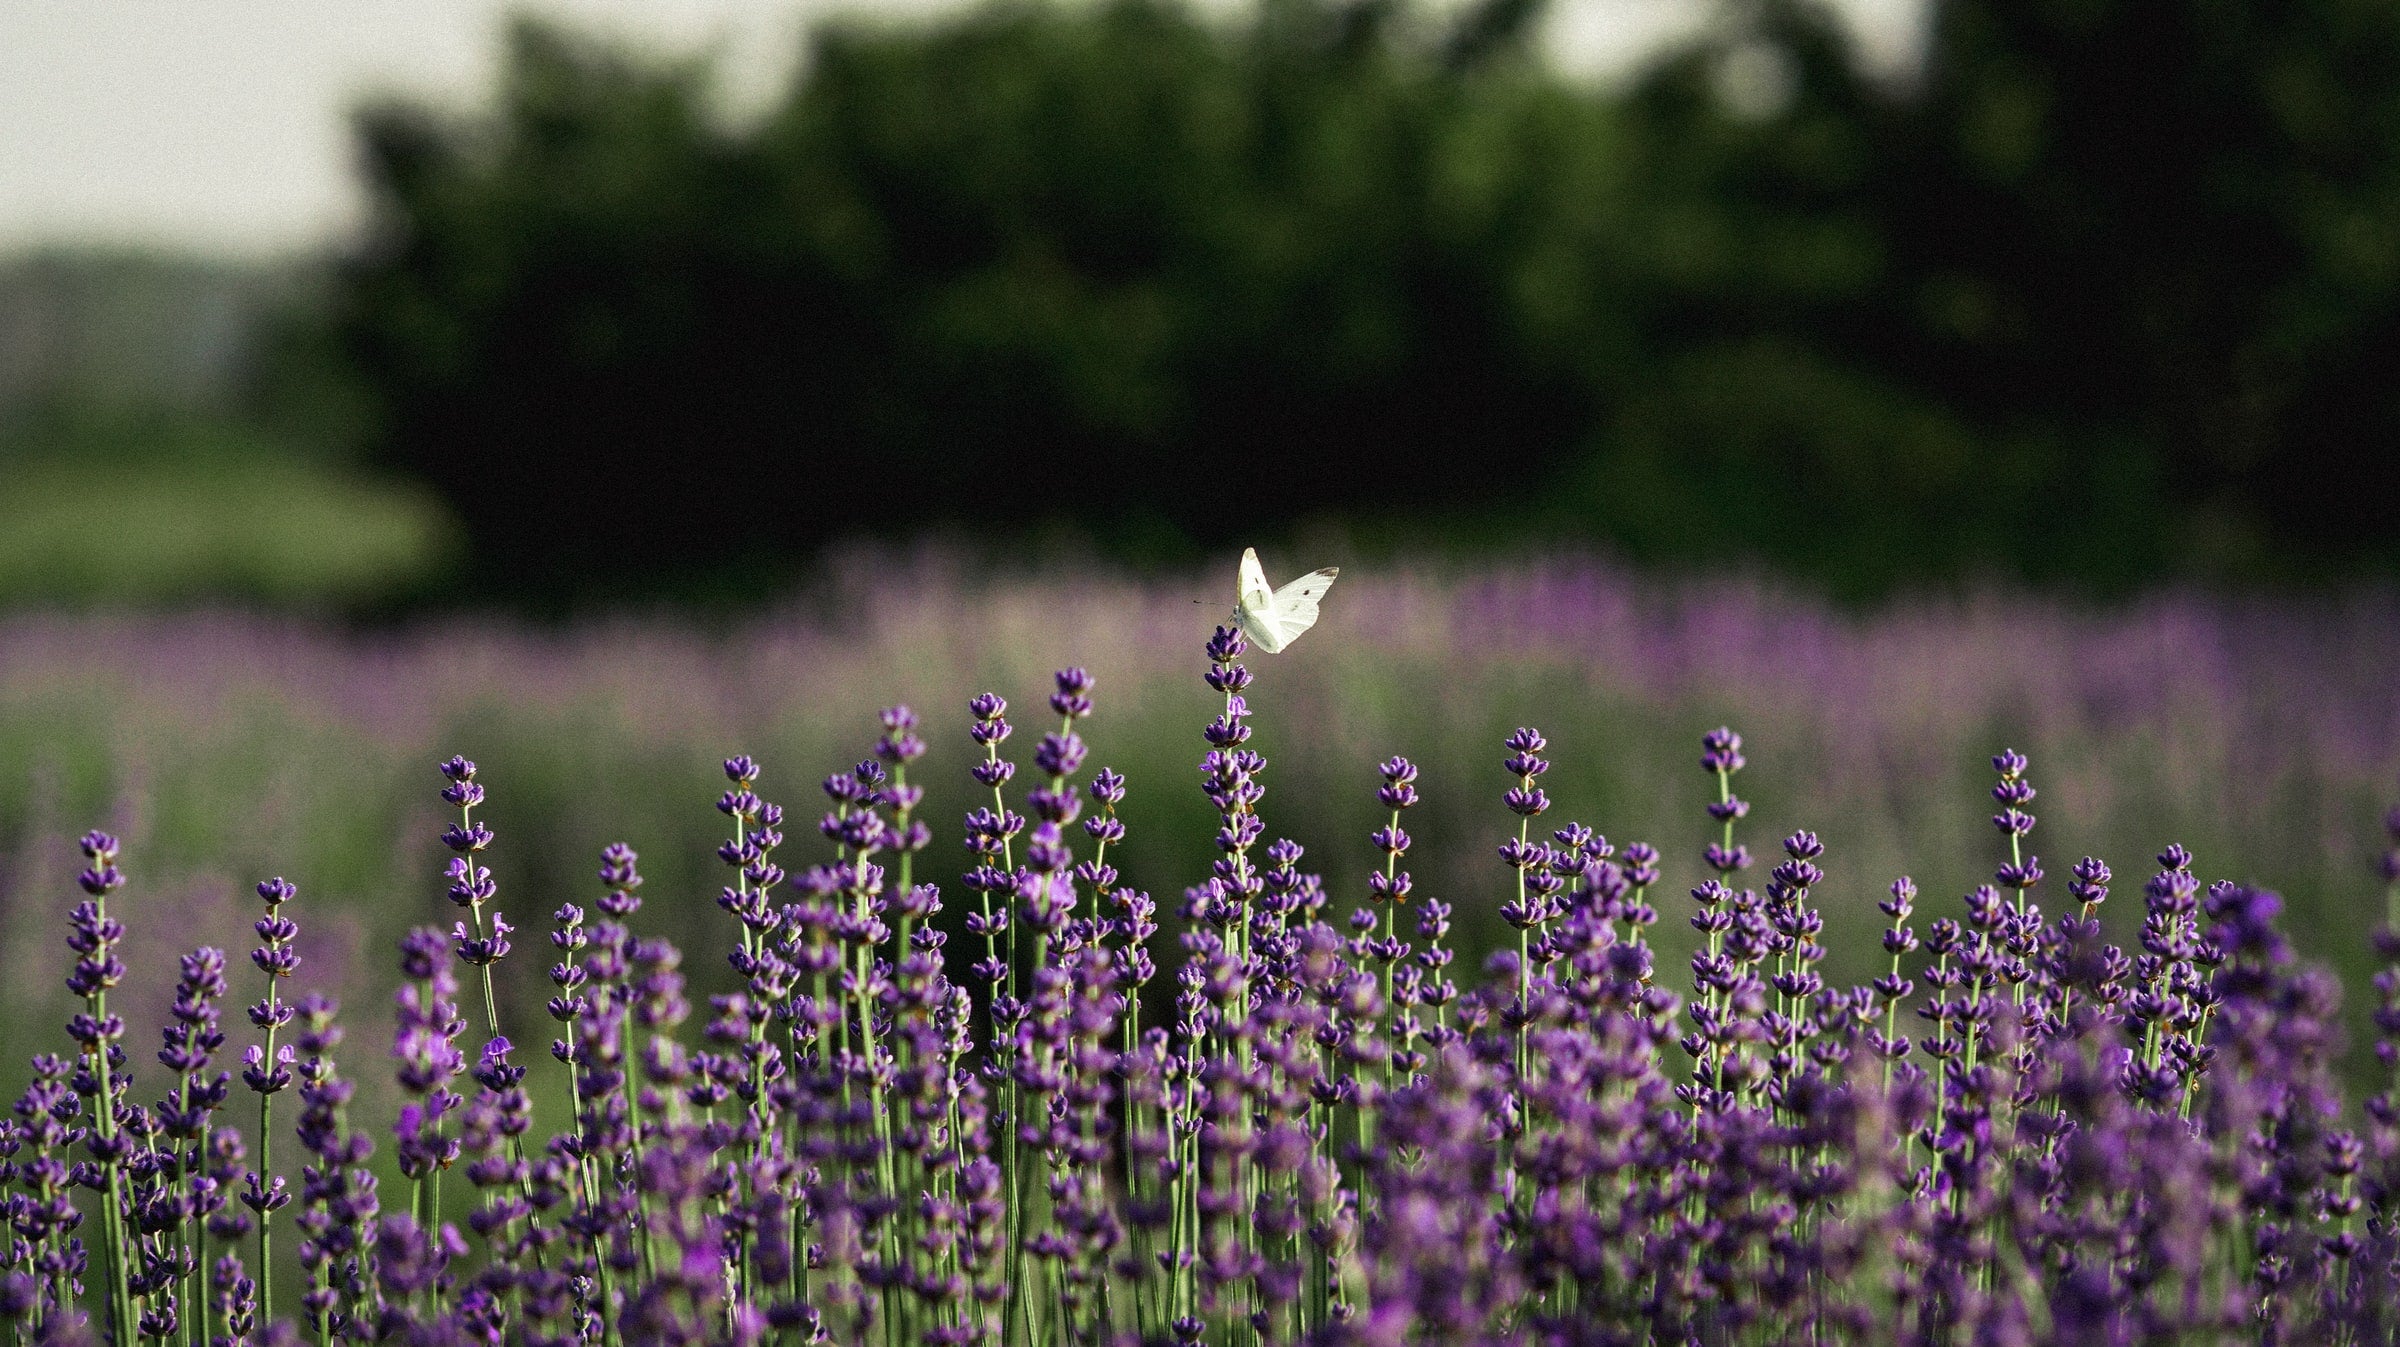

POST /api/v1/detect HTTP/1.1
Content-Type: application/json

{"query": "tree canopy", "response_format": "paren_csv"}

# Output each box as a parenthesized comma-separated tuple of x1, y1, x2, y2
(328, 0, 2400, 604)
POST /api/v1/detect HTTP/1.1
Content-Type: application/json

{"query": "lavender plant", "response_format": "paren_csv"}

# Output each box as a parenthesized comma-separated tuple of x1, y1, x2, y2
(11, 627, 2400, 1345)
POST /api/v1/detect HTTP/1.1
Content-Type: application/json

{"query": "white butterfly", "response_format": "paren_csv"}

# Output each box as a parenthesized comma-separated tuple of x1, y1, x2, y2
(1232, 547, 1340, 654)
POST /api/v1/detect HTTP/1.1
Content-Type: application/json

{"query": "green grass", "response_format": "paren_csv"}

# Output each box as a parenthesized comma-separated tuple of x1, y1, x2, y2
(0, 452, 456, 607)
(0, 397, 457, 608)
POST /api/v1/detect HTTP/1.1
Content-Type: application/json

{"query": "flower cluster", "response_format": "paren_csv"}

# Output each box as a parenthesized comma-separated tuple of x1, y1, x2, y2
(5, 631, 2400, 1346)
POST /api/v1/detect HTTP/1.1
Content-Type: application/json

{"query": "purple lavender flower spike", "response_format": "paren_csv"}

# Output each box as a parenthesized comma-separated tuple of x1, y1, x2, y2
(65, 829, 141, 1343)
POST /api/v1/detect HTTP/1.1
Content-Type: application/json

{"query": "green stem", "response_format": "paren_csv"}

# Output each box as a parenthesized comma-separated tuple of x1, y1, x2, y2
(260, 1082, 276, 1328)
(92, 977, 139, 1345)
(183, 1212, 201, 1347)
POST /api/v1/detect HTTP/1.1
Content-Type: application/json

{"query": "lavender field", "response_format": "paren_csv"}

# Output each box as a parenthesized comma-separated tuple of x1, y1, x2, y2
(7, 555, 2400, 1343)
(3, 557, 2397, 1096)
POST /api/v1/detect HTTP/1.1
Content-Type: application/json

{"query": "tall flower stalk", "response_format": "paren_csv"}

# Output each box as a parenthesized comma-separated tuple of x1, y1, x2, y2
(241, 877, 300, 1330)
(437, 759, 507, 1035)
(155, 946, 230, 1347)
(67, 831, 138, 1344)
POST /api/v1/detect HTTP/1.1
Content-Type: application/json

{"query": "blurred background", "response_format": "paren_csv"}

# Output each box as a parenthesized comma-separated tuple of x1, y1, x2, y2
(3, 0, 2399, 1093)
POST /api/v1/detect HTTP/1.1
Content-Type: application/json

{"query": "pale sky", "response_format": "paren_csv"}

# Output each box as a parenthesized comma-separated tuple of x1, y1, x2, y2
(0, 0, 1924, 260)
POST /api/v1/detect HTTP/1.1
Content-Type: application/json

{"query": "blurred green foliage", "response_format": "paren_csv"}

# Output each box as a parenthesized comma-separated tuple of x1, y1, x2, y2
(0, 251, 456, 609)
(321, 0, 2400, 607)
(0, 404, 458, 609)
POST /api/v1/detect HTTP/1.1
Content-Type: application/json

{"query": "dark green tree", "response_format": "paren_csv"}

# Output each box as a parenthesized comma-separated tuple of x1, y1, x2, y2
(1597, 0, 2400, 588)
(326, 0, 2400, 605)
(338, 1, 1600, 605)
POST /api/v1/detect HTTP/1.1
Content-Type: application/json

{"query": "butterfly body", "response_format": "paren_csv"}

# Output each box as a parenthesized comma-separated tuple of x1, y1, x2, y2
(1233, 547, 1339, 653)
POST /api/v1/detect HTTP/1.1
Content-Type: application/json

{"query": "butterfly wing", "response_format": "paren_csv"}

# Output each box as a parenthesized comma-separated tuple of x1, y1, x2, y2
(1249, 566, 1338, 652)
(1238, 613, 1286, 653)
(1234, 548, 1285, 651)
(1233, 550, 1338, 653)
(1238, 548, 1274, 611)
(1268, 567, 1338, 634)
